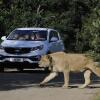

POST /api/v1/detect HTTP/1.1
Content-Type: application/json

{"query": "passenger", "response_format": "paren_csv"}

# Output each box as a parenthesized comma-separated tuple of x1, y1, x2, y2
(31, 34, 35, 40)
(18, 37, 24, 40)
(24, 34, 29, 40)
(18, 35, 25, 40)
(14, 34, 19, 40)
(35, 34, 42, 40)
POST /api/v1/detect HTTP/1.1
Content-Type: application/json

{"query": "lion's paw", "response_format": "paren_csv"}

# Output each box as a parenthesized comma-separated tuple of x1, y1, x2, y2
(78, 85, 86, 89)
(62, 85, 70, 89)
(39, 83, 46, 87)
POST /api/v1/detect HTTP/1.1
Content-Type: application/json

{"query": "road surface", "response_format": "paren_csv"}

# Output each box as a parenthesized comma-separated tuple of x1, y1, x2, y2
(0, 69, 100, 100)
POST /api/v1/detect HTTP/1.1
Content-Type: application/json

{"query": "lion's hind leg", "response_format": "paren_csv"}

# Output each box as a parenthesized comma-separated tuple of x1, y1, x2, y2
(79, 70, 92, 89)
(40, 72, 58, 86)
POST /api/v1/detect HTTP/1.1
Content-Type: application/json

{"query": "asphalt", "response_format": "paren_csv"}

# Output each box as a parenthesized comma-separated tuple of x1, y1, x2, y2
(0, 69, 100, 100)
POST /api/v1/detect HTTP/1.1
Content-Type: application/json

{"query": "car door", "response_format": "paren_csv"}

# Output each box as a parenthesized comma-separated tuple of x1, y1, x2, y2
(48, 30, 64, 53)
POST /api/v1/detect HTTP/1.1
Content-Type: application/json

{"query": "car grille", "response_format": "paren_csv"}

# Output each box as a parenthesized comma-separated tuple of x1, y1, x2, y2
(4, 47, 31, 54)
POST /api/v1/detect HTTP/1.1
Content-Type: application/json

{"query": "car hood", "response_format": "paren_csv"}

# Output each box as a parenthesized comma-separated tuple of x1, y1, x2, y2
(1, 40, 45, 48)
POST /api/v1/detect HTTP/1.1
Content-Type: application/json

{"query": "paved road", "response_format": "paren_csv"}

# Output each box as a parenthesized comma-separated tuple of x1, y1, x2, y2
(0, 69, 100, 100)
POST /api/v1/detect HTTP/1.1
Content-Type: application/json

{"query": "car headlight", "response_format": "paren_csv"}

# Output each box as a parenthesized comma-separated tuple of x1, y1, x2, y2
(0, 54, 4, 60)
(31, 45, 43, 51)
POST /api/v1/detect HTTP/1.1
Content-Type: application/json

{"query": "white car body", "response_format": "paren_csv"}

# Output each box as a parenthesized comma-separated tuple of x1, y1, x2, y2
(0, 28, 64, 70)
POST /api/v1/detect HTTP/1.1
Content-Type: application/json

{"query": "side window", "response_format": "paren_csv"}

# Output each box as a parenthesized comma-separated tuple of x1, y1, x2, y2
(49, 31, 59, 40)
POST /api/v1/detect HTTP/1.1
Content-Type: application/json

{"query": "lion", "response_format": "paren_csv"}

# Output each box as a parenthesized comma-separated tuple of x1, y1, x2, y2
(39, 52, 100, 88)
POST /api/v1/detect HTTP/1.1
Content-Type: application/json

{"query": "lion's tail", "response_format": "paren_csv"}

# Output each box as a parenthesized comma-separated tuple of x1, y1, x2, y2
(88, 65, 100, 77)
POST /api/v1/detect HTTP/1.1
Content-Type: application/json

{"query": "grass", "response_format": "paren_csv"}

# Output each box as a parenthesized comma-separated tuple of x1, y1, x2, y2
(93, 92, 100, 100)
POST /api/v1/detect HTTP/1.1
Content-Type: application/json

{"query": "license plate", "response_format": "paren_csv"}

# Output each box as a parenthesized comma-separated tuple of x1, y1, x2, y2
(9, 58, 23, 62)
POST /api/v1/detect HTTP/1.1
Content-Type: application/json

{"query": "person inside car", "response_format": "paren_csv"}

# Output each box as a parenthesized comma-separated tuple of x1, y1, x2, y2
(24, 34, 29, 40)
(31, 34, 35, 40)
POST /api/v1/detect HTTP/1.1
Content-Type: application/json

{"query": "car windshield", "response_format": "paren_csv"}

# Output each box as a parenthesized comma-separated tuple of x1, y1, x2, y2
(7, 30, 47, 41)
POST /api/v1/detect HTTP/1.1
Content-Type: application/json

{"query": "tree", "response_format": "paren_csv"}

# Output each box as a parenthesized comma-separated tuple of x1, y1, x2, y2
(0, 0, 100, 60)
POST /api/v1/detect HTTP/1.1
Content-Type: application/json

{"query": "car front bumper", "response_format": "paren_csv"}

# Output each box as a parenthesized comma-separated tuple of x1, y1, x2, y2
(0, 61, 39, 68)
(0, 55, 41, 68)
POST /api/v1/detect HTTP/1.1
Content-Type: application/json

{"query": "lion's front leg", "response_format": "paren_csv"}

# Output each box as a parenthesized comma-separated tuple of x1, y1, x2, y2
(40, 72, 58, 86)
(62, 71, 69, 88)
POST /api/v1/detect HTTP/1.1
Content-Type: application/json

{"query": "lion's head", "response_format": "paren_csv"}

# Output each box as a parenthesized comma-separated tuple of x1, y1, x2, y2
(39, 55, 52, 68)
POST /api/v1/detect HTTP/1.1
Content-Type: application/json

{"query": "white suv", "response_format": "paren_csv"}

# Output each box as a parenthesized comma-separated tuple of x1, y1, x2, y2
(0, 28, 64, 71)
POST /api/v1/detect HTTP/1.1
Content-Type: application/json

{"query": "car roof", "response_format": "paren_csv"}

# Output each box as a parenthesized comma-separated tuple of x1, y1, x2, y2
(16, 27, 54, 31)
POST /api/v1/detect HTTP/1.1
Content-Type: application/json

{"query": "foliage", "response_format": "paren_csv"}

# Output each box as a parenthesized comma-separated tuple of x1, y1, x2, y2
(75, 1, 100, 60)
(0, 0, 100, 61)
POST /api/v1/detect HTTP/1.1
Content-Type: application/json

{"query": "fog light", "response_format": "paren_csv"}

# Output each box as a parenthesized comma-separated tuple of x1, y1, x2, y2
(0, 55, 4, 60)
(30, 55, 41, 61)
(35, 55, 41, 61)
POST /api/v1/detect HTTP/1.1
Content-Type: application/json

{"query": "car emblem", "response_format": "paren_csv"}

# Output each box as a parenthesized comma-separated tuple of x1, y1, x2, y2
(15, 49, 20, 52)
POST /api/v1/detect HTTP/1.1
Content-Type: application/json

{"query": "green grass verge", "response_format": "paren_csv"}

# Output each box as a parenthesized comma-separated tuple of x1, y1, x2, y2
(94, 92, 100, 100)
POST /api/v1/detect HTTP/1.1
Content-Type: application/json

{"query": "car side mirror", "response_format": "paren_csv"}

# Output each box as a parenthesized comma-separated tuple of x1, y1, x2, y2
(50, 37, 58, 42)
(1, 36, 6, 41)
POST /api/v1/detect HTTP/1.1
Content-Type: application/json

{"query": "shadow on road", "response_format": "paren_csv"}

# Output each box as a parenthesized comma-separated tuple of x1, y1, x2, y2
(0, 70, 49, 91)
(0, 70, 100, 91)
